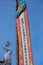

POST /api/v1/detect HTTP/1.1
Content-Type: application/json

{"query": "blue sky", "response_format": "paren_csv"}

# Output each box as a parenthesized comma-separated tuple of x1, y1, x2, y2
(0, 0, 43, 65)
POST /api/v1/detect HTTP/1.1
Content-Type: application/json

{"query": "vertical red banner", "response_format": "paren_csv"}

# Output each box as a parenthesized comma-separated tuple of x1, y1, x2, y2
(16, 9, 33, 65)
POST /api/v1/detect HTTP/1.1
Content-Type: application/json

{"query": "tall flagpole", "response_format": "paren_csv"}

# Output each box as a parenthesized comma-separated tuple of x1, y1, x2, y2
(16, 0, 34, 65)
(16, 0, 18, 11)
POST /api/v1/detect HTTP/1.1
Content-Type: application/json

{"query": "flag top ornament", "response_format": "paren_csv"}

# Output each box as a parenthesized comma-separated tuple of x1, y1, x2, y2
(16, 0, 26, 18)
(16, 0, 34, 65)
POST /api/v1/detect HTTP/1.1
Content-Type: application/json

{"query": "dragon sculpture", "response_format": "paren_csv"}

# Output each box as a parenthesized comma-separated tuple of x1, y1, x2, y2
(0, 42, 12, 65)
